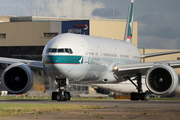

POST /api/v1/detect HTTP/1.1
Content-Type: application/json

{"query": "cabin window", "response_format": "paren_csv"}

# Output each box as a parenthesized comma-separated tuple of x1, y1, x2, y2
(88, 52, 94, 56)
(103, 53, 110, 57)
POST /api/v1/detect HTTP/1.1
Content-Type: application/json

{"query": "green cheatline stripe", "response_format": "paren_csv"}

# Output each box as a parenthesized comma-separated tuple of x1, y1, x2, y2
(45, 55, 83, 64)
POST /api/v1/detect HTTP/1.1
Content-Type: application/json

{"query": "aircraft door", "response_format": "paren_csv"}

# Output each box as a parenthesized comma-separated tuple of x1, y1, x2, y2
(80, 45, 89, 64)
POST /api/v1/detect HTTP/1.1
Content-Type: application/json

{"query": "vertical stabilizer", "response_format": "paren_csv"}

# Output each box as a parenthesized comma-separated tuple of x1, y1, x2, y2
(124, 0, 134, 43)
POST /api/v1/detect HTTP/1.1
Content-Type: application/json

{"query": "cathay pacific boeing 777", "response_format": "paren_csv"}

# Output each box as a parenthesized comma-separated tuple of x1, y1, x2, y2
(0, 0, 180, 101)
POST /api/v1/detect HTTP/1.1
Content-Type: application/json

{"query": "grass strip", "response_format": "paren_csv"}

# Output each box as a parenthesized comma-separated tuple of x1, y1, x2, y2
(0, 96, 125, 101)
(0, 103, 103, 117)
(149, 97, 180, 101)
(0, 96, 51, 100)
(1, 96, 180, 101)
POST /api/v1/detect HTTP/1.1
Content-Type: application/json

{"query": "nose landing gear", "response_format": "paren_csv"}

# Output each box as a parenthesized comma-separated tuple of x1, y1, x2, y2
(51, 78, 71, 101)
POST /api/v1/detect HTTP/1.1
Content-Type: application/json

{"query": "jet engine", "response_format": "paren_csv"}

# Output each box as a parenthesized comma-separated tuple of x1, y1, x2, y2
(145, 64, 178, 95)
(1, 63, 34, 94)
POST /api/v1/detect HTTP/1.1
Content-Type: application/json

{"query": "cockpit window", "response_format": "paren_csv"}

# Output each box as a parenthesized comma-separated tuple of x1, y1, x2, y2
(51, 48, 57, 53)
(69, 49, 73, 54)
(58, 49, 65, 53)
(65, 48, 73, 54)
(46, 48, 51, 54)
(47, 48, 73, 54)
(65, 48, 69, 53)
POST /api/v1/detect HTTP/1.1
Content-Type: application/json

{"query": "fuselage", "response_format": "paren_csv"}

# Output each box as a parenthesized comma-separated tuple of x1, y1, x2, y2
(42, 33, 141, 83)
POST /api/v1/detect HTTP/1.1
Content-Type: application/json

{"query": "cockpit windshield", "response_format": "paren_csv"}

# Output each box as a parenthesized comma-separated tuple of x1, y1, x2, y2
(46, 48, 73, 54)
(58, 49, 65, 53)
(51, 48, 57, 53)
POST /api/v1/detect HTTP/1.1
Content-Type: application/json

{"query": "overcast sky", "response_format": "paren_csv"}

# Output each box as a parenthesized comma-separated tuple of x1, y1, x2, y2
(0, 0, 180, 49)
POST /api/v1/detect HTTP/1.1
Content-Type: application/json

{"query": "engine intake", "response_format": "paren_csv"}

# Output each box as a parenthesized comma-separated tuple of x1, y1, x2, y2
(1, 63, 34, 94)
(145, 64, 178, 95)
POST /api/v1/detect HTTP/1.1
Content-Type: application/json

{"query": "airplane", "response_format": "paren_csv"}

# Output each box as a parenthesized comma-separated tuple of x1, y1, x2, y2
(0, 0, 180, 101)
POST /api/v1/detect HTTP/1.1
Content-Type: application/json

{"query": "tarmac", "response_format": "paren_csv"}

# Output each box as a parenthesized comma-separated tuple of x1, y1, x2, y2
(1, 100, 180, 120)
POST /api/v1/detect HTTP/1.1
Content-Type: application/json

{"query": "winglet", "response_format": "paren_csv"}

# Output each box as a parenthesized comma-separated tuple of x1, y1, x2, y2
(124, 0, 134, 43)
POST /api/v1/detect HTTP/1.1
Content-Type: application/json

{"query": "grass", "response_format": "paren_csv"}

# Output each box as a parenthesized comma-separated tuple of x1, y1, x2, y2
(0, 96, 51, 100)
(0, 96, 126, 101)
(1, 96, 180, 101)
(0, 103, 103, 117)
(149, 97, 180, 101)
(92, 113, 104, 119)
(0, 96, 179, 118)
(71, 97, 126, 101)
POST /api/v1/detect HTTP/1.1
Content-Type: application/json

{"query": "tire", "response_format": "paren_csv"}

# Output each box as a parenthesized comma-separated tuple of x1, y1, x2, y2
(141, 93, 149, 101)
(52, 92, 58, 100)
(63, 93, 68, 101)
(57, 93, 63, 101)
(131, 92, 139, 100)
(67, 92, 71, 100)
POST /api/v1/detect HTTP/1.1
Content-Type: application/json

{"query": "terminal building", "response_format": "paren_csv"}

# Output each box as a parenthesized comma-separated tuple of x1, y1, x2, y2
(0, 15, 179, 96)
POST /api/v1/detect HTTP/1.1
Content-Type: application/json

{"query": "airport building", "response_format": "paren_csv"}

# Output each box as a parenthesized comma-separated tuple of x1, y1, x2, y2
(0, 15, 138, 96)
(0, 15, 179, 96)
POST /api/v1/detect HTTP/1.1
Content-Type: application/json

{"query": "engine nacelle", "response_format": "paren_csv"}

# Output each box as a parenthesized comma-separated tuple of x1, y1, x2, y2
(1, 63, 34, 94)
(145, 64, 178, 95)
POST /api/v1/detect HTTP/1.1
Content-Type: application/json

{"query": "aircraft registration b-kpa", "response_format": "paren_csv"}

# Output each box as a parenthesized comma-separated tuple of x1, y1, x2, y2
(0, 0, 180, 101)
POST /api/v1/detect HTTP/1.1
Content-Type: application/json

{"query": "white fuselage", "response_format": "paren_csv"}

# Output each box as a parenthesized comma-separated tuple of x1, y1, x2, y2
(42, 33, 141, 83)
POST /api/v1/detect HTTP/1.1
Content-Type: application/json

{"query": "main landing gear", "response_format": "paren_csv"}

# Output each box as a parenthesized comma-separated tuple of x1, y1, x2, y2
(51, 78, 71, 101)
(126, 74, 149, 101)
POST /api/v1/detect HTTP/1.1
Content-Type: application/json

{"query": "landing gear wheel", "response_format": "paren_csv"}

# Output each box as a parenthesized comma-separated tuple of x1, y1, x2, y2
(131, 92, 149, 101)
(57, 93, 63, 101)
(63, 92, 68, 101)
(52, 92, 58, 100)
(54, 78, 70, 101)
(127, 74, 150, 101)
(67, 92, 71, 100)
(131, 92, 139, 100)
(140, 92, 149, 101)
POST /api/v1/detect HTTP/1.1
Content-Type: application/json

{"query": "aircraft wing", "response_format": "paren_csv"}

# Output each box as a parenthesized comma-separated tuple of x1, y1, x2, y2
(112, 60, 180, 78)
(0, 57, 44, 69)
(141, 50, 180, 58)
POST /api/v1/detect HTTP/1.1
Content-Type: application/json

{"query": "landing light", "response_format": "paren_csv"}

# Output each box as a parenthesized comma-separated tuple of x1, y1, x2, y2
(113, 66, 118, 71)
